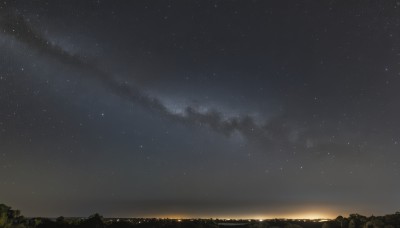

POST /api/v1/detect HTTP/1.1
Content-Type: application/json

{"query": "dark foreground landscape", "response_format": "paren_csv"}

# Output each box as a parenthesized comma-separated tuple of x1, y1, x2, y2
(1, 204, 400, 228)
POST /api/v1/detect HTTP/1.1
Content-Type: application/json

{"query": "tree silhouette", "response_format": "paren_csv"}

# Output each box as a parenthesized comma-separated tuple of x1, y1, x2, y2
(79, 213, 105, 228)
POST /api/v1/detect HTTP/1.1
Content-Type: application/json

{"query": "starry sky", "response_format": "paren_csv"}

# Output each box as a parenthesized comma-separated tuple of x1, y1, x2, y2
(1, 0, 400, 219)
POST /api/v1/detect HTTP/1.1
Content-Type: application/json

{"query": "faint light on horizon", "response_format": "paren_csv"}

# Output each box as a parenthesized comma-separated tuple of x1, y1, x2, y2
(129, 207, 337, 220)
(277, 212, 335, 220)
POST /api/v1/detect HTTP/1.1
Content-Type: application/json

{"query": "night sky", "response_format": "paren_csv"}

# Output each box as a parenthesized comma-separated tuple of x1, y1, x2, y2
(1, 0, 400, 219)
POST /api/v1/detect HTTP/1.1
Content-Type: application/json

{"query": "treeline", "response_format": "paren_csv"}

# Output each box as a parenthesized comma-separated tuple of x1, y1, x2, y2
(1, 203, 400, 228)
(320, 213, 400, 228)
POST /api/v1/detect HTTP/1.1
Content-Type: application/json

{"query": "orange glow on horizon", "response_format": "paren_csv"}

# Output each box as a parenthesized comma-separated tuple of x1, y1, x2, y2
(126, 205, 340, 220)
(138, 210, 337, 220)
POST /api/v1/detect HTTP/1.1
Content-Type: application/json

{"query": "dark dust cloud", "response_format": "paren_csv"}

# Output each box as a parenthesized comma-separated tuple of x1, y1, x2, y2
(1, 0, 400, 219)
